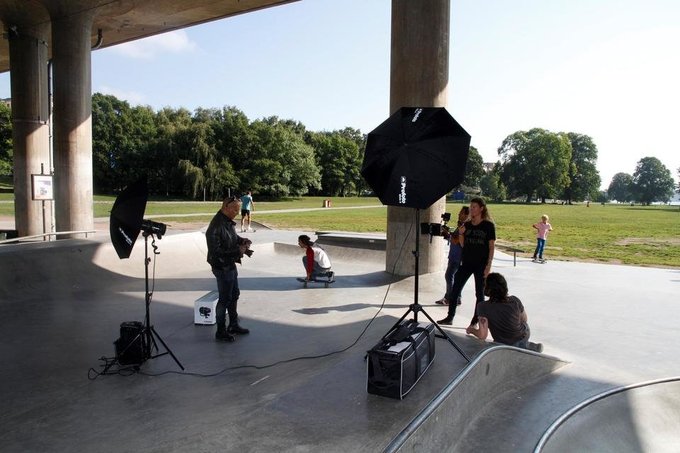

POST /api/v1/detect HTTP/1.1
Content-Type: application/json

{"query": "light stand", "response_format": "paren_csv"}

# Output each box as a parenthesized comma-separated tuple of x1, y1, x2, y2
(101, 232, 184, 374)
(140, 232, 184, 369)
(382, 208, 470, 363)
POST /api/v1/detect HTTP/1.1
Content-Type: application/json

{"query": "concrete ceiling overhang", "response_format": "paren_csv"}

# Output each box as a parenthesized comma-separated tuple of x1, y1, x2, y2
(0, 0, 299, 75)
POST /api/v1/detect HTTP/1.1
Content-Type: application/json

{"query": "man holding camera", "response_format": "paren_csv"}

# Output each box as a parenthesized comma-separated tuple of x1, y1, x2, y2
(206, 195, 253, 342)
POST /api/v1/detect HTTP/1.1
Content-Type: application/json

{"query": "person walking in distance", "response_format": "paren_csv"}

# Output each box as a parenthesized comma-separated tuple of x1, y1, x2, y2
(436, 206, 470, 306)
(532, 214, 553, 263)
(437, 197, 496, 327)
(206, 195, 252, 342)
(240, 190, 255, 232)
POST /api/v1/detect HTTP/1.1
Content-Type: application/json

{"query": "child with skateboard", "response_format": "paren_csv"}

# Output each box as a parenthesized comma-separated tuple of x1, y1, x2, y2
(532, 214, 553, 263)
(297, 235, 334, 285)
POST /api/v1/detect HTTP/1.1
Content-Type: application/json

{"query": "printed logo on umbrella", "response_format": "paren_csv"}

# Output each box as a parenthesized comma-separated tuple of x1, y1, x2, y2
(399, 176, 407, 204)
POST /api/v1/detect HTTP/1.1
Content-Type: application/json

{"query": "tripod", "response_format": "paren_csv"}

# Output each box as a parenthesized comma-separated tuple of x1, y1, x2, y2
(103, 233, 184, 373)
(382, 208, 470, 363)
(138, 232, 184, 369)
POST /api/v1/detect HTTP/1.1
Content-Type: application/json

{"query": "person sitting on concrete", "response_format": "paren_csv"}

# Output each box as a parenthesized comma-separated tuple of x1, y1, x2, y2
(298, 234, 333, 281)
(465, 272, 543, 352)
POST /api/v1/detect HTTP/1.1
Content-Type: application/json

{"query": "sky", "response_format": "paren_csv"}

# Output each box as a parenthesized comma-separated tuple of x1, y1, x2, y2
(2, 0, 679, 190)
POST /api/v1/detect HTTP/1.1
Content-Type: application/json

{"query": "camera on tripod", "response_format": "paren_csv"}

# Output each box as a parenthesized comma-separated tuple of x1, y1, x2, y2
(420, 212, 452, 238)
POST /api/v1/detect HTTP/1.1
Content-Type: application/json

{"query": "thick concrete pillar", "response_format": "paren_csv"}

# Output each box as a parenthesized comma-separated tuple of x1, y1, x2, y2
(387, 0, 450, 276)
(50, 7, 94, 237)
(7, 23, 52, 237)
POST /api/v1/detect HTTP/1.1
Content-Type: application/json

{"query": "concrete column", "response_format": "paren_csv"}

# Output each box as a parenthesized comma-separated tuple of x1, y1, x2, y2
(7, 24, 52, 237)
(50, 8, 94, 237)
(387, 0, 450, 276)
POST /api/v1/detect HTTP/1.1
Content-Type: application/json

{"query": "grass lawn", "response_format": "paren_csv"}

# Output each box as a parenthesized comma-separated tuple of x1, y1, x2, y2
(2, 195, 678, 267)
(249, 201, 679, 267)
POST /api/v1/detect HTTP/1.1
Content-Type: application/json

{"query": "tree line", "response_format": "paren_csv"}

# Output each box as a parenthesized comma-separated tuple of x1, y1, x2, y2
(607, 158, 677, 205)
(0, 97, 677, 203)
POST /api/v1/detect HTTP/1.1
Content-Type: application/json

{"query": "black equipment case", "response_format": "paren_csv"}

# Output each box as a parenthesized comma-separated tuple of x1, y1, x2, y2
(114, 321, 146, 365)
(366, 320, 436, 399)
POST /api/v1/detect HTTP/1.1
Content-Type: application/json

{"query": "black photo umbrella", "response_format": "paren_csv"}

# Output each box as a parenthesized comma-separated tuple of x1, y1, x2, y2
(361, 107, 471, 209)
(110, 178, 148, 259)
(362, 107, 472, 364)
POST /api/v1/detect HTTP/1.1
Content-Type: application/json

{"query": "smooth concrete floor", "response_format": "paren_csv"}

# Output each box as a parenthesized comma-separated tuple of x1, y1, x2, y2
(1, 223, 679, 452)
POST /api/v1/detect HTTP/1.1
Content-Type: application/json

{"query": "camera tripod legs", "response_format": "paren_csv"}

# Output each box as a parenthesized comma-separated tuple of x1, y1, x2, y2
(147, 325, 184, 370)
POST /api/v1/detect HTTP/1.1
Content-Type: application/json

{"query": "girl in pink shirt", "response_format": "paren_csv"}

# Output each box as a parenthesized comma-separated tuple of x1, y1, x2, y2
(532, 215, 553, 262)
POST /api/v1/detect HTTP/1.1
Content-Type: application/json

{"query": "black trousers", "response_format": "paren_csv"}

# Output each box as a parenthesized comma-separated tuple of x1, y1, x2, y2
(446, 262, 486, 325)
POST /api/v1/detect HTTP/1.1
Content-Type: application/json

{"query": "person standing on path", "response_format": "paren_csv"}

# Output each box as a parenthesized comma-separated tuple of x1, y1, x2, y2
(240, 190, 254, 232)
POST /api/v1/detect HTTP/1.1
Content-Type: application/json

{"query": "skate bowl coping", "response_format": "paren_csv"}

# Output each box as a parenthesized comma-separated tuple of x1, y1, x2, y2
(534, 376, 680, 452)
(385, 345, 568, 452)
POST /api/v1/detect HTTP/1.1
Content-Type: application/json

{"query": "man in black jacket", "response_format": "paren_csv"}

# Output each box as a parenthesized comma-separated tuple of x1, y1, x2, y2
(206, 195, 252, 342)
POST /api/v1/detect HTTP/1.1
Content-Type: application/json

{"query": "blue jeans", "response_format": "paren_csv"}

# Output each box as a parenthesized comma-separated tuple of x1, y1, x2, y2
(512, 324, 531, 349)
(301, 257, 331, 279)
(444, 259, 461, 303)
(533, 238, 546, 259)
(212, 267, 240, 329)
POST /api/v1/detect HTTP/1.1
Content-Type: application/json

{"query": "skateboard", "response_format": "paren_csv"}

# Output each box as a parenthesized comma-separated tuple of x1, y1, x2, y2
(531, 258, 547, 264)
(297, 277, 336, 288)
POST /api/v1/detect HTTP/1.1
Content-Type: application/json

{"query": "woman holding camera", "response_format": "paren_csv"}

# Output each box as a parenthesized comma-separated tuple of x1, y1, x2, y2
(438, 197, 495, 327)
(436, 206, 470, 306)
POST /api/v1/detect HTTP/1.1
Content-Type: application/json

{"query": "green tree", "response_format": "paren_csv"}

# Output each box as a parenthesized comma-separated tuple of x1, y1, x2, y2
(462, 146, 484, 189)
(211, 106, 254, 172)
(247, 120, 321, 197)
(498, 128, 572, 202)
(479, 172, 507, 202)
(92, 94, 156, 193)
(0, 102, 11, 175)
(595, 190, 609, 203)
(631, 157, 675, 205)
(607, 172, 634, 202)
(148, 108, 190, 196)
(562, 133, 601, 203)
(309, 130, 364, 196)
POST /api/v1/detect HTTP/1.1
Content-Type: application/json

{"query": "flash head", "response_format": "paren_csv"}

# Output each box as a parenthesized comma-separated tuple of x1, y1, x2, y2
(141, 219, 167, 239)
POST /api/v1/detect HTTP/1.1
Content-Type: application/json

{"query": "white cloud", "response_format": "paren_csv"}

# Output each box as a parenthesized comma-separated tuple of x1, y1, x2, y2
(96, 85, 147, 105)
(112, 30, 198, 59)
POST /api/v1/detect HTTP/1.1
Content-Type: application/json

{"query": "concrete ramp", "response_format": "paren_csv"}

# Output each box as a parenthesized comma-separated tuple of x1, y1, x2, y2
(385, 346, 567, 452)
(536, 377, 680, 453)
(0, 230, 574, 452)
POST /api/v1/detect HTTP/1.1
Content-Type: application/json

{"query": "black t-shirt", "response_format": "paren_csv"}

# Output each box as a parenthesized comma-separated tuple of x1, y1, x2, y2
(462, 220, 496, 266)
(477, 296, 527, 345)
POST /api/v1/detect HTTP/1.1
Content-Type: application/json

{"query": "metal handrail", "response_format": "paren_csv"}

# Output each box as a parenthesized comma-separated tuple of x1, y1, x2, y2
(0, 229, 97, 245)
